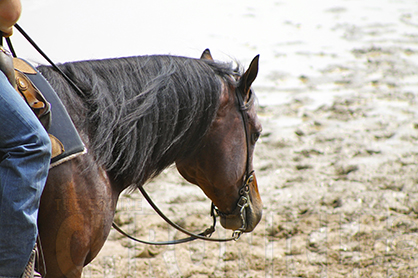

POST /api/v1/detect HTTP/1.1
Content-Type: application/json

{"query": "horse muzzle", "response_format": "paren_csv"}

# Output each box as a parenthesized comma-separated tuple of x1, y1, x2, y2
(218, 196, 262, 232)
(217, 174, 263, 233)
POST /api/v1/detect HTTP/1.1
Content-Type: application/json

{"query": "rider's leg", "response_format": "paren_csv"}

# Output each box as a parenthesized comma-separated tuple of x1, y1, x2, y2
(0, 71, 51, 277)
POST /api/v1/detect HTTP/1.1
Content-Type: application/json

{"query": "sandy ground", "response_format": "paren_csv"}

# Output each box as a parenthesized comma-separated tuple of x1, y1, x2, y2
(80, 1, 418, 277)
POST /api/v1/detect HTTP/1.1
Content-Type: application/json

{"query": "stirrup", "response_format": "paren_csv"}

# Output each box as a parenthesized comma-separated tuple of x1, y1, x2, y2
(21, 244, 42, 278)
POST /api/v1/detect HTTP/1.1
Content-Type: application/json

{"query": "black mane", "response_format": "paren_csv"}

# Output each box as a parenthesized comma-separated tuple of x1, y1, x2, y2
(38, 55, 240, 187)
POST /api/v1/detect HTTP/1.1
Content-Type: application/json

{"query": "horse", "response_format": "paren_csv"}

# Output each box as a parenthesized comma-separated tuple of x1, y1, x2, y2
(35, 49, 262, 277)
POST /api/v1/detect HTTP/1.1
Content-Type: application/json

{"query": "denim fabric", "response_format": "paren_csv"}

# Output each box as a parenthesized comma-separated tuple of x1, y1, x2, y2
(0, 71, 51, 278)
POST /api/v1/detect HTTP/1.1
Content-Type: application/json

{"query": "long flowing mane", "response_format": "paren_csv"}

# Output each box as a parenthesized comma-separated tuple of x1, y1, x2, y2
(38, 55, 240, 187)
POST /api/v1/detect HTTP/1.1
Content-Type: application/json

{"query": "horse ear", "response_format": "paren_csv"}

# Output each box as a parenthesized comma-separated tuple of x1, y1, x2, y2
(200, 49, 214, 61)
(238, 55, 259, 99)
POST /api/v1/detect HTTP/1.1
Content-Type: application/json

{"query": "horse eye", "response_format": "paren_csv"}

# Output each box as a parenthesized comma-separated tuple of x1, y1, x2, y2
(252, 132, 261, 144)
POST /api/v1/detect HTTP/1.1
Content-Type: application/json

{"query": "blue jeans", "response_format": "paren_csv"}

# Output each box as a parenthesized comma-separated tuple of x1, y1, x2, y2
(0, 71, 51, 277)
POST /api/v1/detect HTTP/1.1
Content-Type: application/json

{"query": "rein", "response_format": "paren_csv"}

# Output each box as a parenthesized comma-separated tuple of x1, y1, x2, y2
(9, 24, 255, 245)
(12, 24, 86, 97)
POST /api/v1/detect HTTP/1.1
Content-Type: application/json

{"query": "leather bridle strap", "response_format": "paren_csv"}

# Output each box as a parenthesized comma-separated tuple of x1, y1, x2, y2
(111, 189, 241, 245)
(212, 89, 254, 231)
(13, 24, 86, 98)
(140, 186, 239, 242)
(111, 207, 218, 245)
(235, 89, 253, 181)
(0, 32, 16, 58)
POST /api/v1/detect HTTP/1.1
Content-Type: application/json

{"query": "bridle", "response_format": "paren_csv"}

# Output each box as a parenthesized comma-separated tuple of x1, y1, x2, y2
(9, 24, 256, 245)
(213, 87, 255, 235)
(113, 84, 256, 245)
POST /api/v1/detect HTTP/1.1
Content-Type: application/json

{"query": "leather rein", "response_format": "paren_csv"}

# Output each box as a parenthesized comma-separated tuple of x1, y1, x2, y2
(9, 24, 255, 245)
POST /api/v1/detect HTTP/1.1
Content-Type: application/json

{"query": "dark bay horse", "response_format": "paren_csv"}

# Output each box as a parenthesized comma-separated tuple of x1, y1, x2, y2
(36, 49, 262, 277)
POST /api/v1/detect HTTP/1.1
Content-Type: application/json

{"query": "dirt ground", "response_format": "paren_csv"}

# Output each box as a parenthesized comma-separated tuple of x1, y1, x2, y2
(81, 1, 418, 277)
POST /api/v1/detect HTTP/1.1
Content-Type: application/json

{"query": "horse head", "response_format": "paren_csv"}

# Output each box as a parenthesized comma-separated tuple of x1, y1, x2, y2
(176, 50, 263, 233)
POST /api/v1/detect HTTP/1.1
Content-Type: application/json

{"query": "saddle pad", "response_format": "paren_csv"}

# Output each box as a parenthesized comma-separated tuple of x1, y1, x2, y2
(14, 58, 86, 167)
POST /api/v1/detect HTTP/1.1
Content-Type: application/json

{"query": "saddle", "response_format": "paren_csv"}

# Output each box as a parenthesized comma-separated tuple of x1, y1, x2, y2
(14, 58, 51, 129)
(0, 46, 85, 167)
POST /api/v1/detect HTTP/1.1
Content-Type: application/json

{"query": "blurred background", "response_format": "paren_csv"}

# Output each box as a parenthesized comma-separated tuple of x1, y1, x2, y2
(13, 0, 418, 106)
(11, 1, 418, 277)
